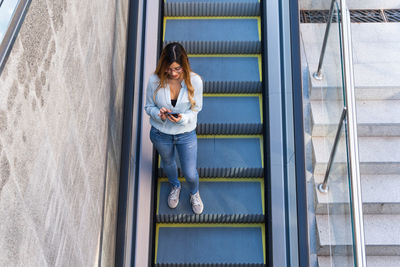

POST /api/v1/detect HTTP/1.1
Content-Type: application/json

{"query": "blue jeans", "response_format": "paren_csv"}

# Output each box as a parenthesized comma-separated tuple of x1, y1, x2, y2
(150, 126, 199, 194)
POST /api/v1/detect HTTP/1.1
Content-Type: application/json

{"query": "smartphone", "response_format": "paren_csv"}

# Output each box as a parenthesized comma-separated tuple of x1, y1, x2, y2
(168, 112, 179, 118)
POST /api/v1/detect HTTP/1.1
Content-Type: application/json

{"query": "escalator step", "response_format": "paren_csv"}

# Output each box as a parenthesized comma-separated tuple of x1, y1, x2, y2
(156, 178, 264, 223)
(189, 55, 262, 93)
(155, 224, 266, 265)
(159, 136, 264, 177)
(165, 0, 260, 17)
(155, 264, 265, 267)
(156, 263, 266, 267)
(197, 95, 262, 134)
(197, 136, 263, 177)
(164, 18, 261, 54)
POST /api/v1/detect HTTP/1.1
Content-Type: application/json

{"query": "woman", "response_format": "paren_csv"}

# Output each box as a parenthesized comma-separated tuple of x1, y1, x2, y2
(144, 42, 204, 215)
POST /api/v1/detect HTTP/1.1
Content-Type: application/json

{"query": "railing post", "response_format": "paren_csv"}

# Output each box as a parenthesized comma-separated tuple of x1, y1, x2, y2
(313, 0, 337, 80)
(318, 107, 347, 193)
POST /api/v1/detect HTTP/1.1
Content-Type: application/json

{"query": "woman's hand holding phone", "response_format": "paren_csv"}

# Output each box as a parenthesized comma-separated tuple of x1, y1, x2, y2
(167, 112, 181, 123)
(159, 107, 181, 123)
(158, 107, 169, 121)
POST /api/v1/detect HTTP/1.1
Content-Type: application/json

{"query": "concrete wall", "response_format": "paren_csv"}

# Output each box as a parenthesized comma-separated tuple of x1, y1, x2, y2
(0, 0, 129, 266)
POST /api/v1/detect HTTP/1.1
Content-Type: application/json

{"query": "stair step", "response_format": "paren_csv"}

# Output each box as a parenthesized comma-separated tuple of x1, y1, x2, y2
(301, 24, 400, 100)
(164, 17, 261, 54)
(301, 1, 400, 10)
(311, 100, 400, 136)
(197, 94, 262, 134)
(318, 256, 400, 267)
(165, 0, 260, 16)
(155, 224, 266, 265)
(189, 55, 262, 93)
(156, 178, 264, 223)
(312, 136, 400, 175)
(315, 174, 400, 214)
(309, 63, 400, 101)
(316, 214, 400, 256)
(159, 135, 264, 177)
(302, 24, 400, 65)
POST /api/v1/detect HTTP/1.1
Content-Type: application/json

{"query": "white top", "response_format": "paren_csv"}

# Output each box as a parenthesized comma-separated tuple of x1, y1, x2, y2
(144, 72, 203, 135)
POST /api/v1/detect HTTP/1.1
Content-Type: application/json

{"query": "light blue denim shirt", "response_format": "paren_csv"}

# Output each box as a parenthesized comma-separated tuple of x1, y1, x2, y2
(144, 72, 203, 135)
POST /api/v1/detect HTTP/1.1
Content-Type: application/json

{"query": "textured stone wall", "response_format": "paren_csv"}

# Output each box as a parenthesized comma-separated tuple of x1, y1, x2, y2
(0, 0, 128, 266)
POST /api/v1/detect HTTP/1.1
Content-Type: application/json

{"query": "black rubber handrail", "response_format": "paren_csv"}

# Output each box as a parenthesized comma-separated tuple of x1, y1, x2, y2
(0, 0, 32, 74)
(114, 0, 142, 265)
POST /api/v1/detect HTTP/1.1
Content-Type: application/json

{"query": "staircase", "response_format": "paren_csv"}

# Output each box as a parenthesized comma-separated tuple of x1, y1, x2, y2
(154, 0, 266, 266)
(302, 21, 400, 266)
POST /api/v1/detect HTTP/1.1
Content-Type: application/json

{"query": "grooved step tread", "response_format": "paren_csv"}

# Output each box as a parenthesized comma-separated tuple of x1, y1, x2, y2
(190, 56, 261, 82)
(198, 137, 263, 168)
(165, 0, 260, 17)
(198, 95, 262, 134)
(189, 56, 261, 93)
(157, 179, 264, 222)
(164, 18, 261, 53)
(165, 18, 260, 42)
(155, 224, 266, 265)
(159, 136, 264, 177)
(167, 0, 259, 3)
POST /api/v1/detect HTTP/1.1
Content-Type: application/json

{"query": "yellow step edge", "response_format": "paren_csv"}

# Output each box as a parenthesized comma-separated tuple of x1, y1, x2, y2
(154, 223, 266, 264)
(260, 137, 264, 168)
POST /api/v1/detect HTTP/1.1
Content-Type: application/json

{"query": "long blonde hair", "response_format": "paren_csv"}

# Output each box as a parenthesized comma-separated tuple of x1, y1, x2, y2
(154, 42, 196, 109)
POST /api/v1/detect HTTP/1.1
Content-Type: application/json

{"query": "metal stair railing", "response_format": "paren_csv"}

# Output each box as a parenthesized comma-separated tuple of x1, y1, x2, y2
(313, 0, 366, 266)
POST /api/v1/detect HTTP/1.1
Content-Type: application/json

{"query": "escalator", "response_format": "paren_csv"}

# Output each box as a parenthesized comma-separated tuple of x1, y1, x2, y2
(116, 0, 308, 266)
(153, 1, 266, 265)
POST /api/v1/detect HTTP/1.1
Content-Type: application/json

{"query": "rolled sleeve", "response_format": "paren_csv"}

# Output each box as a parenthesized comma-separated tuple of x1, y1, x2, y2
(144, 75, 165, 124)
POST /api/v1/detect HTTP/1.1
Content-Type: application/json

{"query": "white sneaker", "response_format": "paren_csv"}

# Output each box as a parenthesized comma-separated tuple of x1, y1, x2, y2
(190, 191, 204, 215)
(168, 185, 181, 209)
